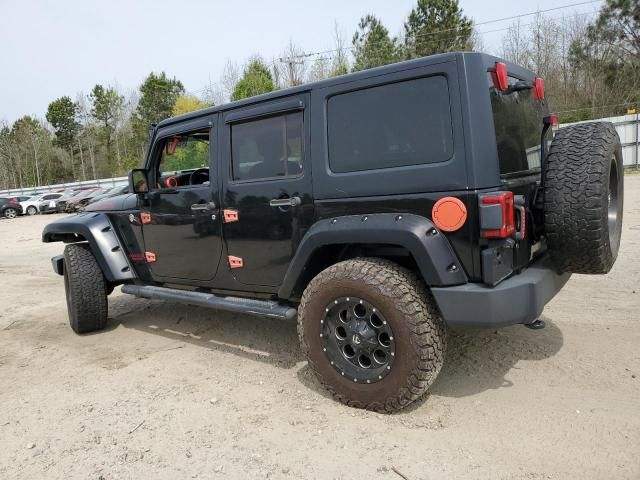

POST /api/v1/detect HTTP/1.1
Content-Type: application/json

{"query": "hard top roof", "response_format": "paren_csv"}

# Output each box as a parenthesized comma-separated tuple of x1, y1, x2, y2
(157, 52, 504, 129)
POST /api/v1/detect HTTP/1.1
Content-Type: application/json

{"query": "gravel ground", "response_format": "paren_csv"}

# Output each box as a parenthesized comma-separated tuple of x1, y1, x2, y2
(1, 175, 639, 480)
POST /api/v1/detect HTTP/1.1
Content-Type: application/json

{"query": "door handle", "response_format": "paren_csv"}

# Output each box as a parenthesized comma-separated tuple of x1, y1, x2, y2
(191, 202, 216, 211)
(269, 196, 301, 208)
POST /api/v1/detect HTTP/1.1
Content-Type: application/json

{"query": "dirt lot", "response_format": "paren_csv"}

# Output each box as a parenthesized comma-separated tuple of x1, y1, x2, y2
(1, 177, 639, 480)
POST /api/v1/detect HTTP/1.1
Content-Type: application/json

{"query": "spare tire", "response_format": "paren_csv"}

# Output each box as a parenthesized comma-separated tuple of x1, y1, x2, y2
(543, 122, 623, 274)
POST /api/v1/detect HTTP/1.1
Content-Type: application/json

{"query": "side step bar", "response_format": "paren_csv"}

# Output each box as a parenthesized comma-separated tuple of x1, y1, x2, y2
(121, 284, 297, 321)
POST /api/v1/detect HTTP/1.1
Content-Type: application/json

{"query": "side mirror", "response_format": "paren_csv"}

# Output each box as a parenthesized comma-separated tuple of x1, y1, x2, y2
(128, 168, 149, 195)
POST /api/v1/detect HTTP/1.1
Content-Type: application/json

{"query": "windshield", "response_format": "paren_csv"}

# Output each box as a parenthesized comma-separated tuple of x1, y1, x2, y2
(488, 72, 550, 176)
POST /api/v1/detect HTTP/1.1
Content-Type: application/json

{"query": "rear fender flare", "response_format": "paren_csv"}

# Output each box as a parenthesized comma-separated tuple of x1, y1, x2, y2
(278, 213, 467, 300)
(42, 213, 135, 283)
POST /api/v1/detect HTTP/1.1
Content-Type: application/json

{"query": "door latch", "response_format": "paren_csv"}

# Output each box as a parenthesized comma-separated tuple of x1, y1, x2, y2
(269, 196, 301, 208)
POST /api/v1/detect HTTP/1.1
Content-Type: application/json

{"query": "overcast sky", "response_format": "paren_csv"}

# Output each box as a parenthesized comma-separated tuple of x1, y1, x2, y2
(1, 0, 602, 123)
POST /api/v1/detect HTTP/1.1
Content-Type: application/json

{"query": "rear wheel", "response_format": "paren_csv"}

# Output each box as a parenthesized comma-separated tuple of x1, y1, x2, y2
(26, 206, 37, 215)
(544, 122, 624, 273)
(3, 208, 17, 219)
(63, 244, 108, 334)
(298, 258, 446, 413)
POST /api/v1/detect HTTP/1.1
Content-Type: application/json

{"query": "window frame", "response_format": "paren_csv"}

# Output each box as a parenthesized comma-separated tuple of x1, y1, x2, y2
(227, 106, 305, 185)
(146, 117, 214, 192)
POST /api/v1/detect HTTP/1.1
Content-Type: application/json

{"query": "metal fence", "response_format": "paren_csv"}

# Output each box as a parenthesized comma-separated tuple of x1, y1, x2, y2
(2, 112, 638, 196)
(560, 112, 640, 168)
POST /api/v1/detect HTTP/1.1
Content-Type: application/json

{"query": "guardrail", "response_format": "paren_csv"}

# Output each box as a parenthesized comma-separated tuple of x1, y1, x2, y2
(0, 177, 128, 196)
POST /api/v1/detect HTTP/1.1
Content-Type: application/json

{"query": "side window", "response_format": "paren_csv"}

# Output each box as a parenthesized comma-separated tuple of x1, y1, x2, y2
(231, 111, 303, 182)
(327, 76, 453, 173)
(42, 194, 55, 200)
(154, 129, 210, 189)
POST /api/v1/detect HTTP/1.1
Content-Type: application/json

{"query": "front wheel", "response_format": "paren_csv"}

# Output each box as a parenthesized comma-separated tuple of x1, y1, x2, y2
(63, 244, 108, 334)
(298, 258, 446, 413)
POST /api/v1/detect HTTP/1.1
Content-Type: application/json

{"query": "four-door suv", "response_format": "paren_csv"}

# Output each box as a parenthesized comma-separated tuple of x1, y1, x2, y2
(1, 197, 24, 218)
(43, 52, 624, 412)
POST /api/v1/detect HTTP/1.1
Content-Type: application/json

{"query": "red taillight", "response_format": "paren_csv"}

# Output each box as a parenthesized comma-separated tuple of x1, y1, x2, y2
(9, 198, 18, 205)
(480, 192, 515, 238)
(534, 77, 545, 100)
(544, 113, 559, 127)
(495, 62, 508, 91)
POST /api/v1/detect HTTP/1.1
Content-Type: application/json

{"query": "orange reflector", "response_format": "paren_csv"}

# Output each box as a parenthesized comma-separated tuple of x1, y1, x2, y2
(145, 251, 157, 263)
(140, 212, 152, 224)
(228, 255, 244, 269)
(432, 197, 467, 232)
(223, 209, 239, 223)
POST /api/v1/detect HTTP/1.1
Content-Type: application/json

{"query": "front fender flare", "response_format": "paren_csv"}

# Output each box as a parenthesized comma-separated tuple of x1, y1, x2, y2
(278, 213, 467, 300)
(42, 213, 135, 283)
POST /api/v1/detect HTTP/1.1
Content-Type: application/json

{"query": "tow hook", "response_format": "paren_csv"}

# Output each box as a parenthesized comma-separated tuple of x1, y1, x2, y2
(525, 319, 546, 330)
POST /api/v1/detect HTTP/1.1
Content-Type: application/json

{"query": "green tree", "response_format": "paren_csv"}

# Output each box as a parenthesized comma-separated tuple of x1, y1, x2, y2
(352, 14, 400, 71)
(131, 72, 184, 152)
(403, 0, 473, 59)
(46, 96, 79, 149)
(231, 58, 275, 101)
(172, 95, 209, 116)
(11, 116, 51, 187)
(135, 72, 185, 127)
(569, 0, 640, 116)
(88, 84, 124, 173)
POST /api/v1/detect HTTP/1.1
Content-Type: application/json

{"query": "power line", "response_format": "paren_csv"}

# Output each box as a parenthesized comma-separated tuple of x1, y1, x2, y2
(285, 0, 603, 61)
(287, 10, 599, 65)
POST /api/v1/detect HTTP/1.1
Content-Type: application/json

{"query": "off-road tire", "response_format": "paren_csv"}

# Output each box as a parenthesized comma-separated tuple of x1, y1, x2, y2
(3, 207, 17, 219)
(298, 258, 446, 413)
(544, 122, 624, 274)
(26, 206, 37, 215)
(63, 243, 108, 334)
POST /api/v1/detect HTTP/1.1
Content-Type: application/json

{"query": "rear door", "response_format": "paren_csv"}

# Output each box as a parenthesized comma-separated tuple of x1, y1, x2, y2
(220, 95, 313, 288)
(488, 70, 550, 268)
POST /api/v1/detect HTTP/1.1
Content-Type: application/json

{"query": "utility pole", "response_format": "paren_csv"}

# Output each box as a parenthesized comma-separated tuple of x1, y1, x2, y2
(279, 56, 305, 87)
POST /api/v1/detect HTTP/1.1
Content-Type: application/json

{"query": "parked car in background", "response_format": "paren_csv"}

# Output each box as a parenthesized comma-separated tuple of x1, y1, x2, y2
(86, 185, 129, 205)
(65, 188, 106, 212)
(0, 197, 24, 219)
(20, 193, 63, 215)
(41, 189, 81, 214)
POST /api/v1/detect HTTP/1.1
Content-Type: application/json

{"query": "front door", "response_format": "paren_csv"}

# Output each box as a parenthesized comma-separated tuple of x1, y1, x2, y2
(221, 96, 313, 288)
(141, 117, 222, 282)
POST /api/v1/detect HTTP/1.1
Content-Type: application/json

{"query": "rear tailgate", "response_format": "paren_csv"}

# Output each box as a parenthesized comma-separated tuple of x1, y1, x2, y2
(487, 66, 551, 274)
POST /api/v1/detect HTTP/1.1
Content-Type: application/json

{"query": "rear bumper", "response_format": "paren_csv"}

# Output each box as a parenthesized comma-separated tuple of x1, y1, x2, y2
(431, 255, 570, 330)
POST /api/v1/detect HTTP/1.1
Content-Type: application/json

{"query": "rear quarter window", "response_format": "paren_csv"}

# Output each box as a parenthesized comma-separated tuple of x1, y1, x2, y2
(327, 75, 453, 173)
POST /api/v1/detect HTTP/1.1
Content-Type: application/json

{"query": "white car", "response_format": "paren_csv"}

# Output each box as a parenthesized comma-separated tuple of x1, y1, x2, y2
(20, 192, 63, 215)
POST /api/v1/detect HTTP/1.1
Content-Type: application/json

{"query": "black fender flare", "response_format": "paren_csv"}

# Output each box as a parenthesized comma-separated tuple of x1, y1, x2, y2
(42, 212, 135, 283)
(278, 213, 467, 299)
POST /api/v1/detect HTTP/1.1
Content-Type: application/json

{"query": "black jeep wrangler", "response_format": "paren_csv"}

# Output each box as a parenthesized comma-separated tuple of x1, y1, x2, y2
(43, 52, 624, 413)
